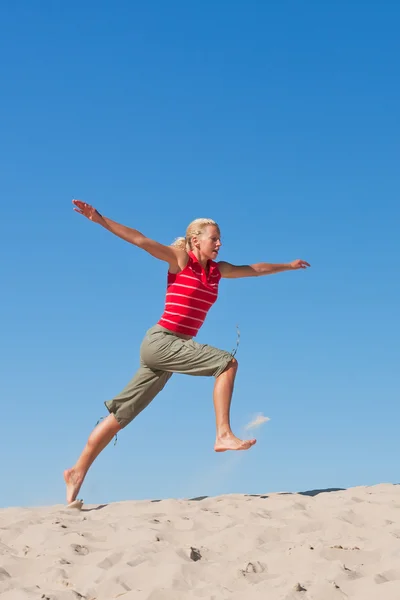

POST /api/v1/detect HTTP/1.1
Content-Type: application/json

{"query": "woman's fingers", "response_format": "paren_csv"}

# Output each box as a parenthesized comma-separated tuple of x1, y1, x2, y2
(73, 199, 90, 210)
(297, 260, 310, 269)
(72, 199, 95, 219)
(291, 259, 311, 270)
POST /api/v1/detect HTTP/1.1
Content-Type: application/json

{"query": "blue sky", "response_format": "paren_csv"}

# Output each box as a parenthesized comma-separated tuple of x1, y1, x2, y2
(1, 0, 399, 508)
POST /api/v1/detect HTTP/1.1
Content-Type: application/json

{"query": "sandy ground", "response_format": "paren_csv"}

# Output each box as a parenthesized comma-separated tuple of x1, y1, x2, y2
(1, 483, 400, 599)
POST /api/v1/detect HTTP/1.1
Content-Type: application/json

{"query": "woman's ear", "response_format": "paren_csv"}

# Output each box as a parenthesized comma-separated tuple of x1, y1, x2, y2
(191, 235, 200, 249)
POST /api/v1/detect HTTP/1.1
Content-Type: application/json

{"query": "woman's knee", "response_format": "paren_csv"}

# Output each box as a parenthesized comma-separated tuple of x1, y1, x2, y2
(222, 356, 238, 374)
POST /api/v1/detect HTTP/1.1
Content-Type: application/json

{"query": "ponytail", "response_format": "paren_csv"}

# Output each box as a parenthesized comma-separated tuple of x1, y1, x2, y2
(171, 236, 187, 251)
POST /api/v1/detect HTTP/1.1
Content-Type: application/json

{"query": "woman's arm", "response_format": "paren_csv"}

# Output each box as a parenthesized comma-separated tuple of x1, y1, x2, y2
(72, 199, 184, 267)
(218, 259, 310, 278)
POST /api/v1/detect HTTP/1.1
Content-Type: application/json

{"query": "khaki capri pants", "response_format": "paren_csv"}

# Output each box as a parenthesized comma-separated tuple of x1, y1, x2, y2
(105, 325, 234, 428)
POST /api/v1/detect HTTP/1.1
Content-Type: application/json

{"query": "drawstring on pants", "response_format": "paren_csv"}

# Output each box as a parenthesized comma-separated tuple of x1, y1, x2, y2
(95, 415, 118, 446)
(231, 324, 240, 357)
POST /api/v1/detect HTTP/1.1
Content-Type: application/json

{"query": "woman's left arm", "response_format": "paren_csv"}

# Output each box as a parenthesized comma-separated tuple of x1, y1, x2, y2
(218, 259, 310, 278)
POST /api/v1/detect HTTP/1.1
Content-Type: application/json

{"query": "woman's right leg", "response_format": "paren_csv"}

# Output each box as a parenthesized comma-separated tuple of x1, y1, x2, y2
(212, 358, 256, 451)
(64, 364, 172, 504)
(142, 328, 256, 452)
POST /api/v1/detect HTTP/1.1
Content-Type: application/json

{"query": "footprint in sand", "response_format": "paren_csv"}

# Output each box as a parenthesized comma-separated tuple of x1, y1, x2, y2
(71, 544, 89, 556)
(240, 561, 266, 576)
(98, 552, 124, 569)
(0, 567, 10, 581)
(374, 569, 400, 584)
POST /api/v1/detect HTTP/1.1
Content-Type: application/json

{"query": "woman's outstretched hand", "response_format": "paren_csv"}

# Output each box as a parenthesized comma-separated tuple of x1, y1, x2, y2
(290, 259, 311, 270)
(72, 199, 103, 224)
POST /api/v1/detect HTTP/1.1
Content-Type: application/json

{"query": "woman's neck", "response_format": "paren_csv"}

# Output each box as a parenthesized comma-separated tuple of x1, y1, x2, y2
(190, 248, 209, 270)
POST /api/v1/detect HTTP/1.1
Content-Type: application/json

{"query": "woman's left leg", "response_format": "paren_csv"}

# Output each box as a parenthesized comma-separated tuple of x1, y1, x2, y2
(64, 414, 122, 504)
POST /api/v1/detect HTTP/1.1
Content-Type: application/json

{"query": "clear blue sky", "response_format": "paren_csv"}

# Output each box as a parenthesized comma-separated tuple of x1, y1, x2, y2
(1, 0, 399, 508)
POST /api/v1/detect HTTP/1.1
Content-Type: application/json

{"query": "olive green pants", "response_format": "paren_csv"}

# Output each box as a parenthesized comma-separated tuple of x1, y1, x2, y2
(105, 325, 234, 428)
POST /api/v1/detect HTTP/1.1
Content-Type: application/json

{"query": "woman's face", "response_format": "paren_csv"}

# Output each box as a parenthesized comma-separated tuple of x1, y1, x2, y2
(196, 225, 222, 260)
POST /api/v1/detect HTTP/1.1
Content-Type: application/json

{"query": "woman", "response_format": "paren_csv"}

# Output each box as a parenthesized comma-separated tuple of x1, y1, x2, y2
(65, 199, 310, 505)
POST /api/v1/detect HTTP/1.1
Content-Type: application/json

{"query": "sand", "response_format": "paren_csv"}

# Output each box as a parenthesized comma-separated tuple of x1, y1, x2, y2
(1, 483, 400, 599)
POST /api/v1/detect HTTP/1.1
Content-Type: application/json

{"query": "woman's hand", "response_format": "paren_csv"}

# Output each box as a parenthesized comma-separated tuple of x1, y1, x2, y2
(290, 259, 310, 270)
(72, 199, 103, 224)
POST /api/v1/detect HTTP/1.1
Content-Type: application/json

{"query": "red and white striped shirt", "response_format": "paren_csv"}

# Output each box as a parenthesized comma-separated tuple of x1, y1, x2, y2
(157, 251, 221, 336)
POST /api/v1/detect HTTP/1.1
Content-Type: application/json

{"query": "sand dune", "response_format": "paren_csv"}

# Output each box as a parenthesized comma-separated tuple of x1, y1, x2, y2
(1, 484, 400, 599)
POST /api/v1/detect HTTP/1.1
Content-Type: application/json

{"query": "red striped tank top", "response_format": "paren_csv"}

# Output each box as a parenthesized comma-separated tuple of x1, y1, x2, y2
(157, 251, 221, 336)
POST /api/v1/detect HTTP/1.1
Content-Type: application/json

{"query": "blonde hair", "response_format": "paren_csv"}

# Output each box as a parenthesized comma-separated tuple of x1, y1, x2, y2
(171, 218, 220, 252)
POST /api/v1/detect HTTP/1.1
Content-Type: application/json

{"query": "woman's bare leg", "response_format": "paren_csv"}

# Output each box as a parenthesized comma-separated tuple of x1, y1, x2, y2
(213, 358, 256, 452)
(64, 414, 122, 503)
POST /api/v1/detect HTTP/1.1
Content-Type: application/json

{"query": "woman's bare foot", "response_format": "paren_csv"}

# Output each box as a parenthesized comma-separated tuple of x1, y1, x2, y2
(64, 468, 84, 504)
(214, 432, 256, 452)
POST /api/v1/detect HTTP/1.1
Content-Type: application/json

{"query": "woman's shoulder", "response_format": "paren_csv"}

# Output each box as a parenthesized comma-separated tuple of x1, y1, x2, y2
(210, 259, 222, 277)
(168, 250, 190, 274)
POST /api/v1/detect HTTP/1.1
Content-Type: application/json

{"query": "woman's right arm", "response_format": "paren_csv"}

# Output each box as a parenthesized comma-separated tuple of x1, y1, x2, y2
(72, 199, 184, 267)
